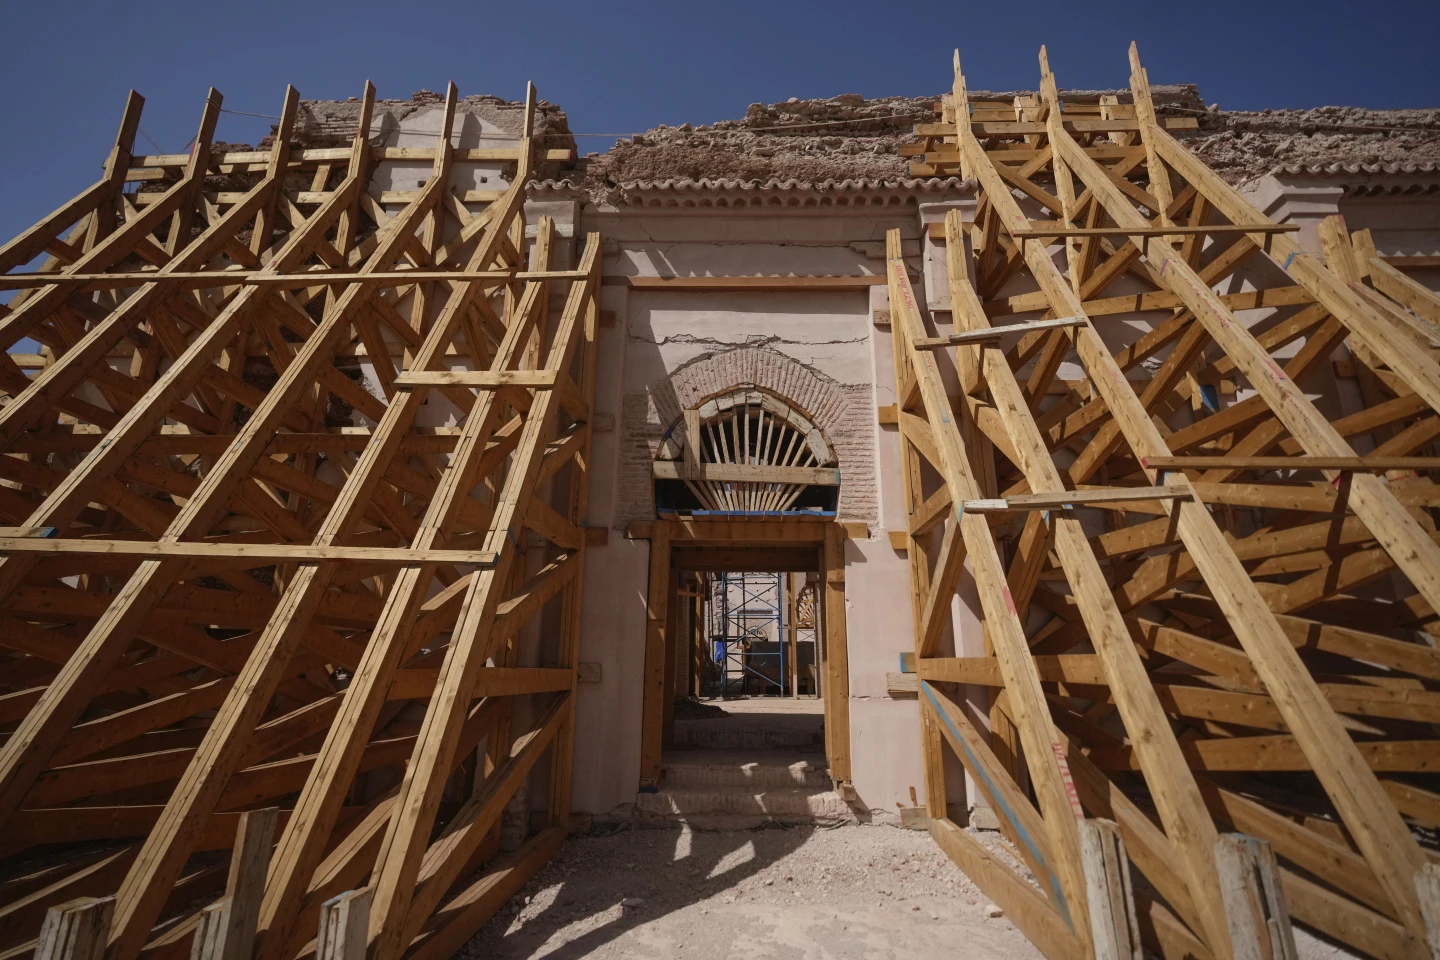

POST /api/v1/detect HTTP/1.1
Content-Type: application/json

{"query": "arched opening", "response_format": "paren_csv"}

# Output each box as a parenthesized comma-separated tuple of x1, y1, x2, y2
(652, 387, 840, 517)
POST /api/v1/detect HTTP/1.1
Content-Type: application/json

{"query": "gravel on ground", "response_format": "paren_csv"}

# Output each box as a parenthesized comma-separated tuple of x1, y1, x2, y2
(458, 821, 1044, 960)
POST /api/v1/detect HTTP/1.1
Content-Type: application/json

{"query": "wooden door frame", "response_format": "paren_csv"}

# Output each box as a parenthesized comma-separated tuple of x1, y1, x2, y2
(628, 518, 853, 790)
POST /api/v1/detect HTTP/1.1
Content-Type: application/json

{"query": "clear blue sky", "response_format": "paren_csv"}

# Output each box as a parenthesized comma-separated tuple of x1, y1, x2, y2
(2, 0, 1436, 247)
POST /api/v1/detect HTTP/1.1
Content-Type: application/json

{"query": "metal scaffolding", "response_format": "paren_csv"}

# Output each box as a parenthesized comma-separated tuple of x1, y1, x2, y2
(705, 571, 786, 697)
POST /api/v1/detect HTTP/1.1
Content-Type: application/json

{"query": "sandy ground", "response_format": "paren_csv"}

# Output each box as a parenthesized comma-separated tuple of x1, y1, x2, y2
(458, 822, 1044, 960)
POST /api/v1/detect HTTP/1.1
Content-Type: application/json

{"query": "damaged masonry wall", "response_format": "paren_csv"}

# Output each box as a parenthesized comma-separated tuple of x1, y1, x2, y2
(282, 85, 1440, 198)
(575, 87, 1439, 199)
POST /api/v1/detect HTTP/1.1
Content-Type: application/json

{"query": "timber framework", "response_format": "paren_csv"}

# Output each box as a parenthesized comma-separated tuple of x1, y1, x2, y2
(895, 45, 1440, 960)
(0, 40, 1439, 960)
(0, 79, 599, 960)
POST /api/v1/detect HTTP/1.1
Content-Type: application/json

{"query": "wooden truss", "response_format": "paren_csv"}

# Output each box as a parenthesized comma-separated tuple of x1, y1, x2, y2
(0, 79, 600, 960)
(896, 45, 1440, 960)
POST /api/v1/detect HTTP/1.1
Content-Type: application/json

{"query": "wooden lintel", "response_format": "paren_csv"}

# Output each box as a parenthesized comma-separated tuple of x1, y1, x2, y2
(652, 460, 841, 485)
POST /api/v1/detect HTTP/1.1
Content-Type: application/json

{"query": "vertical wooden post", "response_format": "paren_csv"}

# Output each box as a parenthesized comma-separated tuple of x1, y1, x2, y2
(786, 572, 799, 697)
(1412, 863, 1440, 959)
(1078, 819, 1141, 960)
(316, 888, 373, 960)
(36, 897, 114, 960)
(1214, 833, 1298, 960)
(919, 700, 948, 821)
(639, 521, 672, 786)
(192, 807, 279, 960)
(661, 567, 680, 745)
(822, 524, 851, 787)
(691, 574, 706, 698)
(683, 408, 701, 480)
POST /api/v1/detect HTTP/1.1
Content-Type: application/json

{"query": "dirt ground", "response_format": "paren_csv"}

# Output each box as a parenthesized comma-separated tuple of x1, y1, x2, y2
(458, 822, 1044, 960)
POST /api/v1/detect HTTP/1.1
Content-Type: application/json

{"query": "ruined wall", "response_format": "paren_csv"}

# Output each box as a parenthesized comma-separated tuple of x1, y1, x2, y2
(568, 86, 1439, 203)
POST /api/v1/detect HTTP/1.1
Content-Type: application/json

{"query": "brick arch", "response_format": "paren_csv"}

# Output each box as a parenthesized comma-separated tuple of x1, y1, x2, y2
(616, 346, 877, 528)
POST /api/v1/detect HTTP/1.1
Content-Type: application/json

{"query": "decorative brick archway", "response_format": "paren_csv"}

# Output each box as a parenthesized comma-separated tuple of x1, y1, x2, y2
(616, 346, 878, 529)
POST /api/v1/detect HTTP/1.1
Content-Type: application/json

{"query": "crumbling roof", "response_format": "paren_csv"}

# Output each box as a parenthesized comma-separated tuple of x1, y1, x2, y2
(279, 87, 1440, 204)
(590, 176, 972, 208)
(1176, 104, 1440, 186)
(573, 86, 1203, 203)
(575, 87, 1440, 201)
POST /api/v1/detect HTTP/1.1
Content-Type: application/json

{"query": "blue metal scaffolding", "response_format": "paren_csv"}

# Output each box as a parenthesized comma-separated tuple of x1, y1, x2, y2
(705, 571, 785, 698)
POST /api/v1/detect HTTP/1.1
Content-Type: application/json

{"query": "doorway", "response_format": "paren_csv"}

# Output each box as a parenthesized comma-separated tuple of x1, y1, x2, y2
(632, 519, 851, 800)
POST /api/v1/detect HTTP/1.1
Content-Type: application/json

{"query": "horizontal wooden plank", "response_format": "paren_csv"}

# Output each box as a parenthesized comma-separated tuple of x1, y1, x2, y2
(1379, 255, 1440, 269)
(982, 281, 1314, 320)
(0, 268, 585, 292)
(652, 461, 841, 485)
(4, 430, 466, 457)
(913, 117, 1197, 136)
(961, 486, 1192, 513)
(0, 537, 498, 566)
(130, 147, 574, 168)
(376, 189, 504, 204)
(1145, 456, 1440, 473)
(920, 655, 1107, 686)
(628, 518, 832, 543)
(392, 370, 557, 389)
(1011, 224, 1298, 240)
(913, 316, 1085, 348)
(1091, 737, 1439, 773)
(616, 275, 886, 291)
(886, 671, 918, 697)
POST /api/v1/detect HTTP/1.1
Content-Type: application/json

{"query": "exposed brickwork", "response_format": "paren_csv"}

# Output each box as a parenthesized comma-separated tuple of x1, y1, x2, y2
(616, 346, 878, 529)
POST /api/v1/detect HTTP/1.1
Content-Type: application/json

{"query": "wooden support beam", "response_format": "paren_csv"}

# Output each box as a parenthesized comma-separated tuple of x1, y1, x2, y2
(0, 538, 498, 566)
(1078, 819, 1142, 960)
(822, 523, 852, 785)
(1213, 834, 1298, 960)
(35, 897, 114, 960)
(912, 315, 1088, 349)
(315, 888, 372, 960)
(961, 486, 1191, 513)
(191, 808, 278, 960)
(1152, 455, 1440, 473)
(0, 73, 599, 960)
(996, 46, 1440, 946)
(887, 225, 1096, 947)
(617, 275, 887, 291)
(652, 460, 841, 485)
(1415, 864, 1440, 957)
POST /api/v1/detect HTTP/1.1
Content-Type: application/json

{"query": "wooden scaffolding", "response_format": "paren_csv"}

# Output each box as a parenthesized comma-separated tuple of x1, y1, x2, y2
(0, 80, 600, 960)
(895, 45, 1440, 960)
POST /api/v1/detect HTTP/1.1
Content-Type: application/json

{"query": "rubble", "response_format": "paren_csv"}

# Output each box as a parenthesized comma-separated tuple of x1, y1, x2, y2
(573, 86, 1439, 202)
(274, 85, 1438, 203)
(1170, 103, 1440, 185)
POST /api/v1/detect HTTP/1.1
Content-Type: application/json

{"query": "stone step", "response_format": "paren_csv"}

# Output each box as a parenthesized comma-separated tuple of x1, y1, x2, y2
(670, 716, 825, 751)
(635, 786, 855, 823)
(661, 750, 830, 790)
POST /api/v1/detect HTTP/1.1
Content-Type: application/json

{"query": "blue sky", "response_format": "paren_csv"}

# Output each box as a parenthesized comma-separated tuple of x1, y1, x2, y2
(2, 0, 1436, 246)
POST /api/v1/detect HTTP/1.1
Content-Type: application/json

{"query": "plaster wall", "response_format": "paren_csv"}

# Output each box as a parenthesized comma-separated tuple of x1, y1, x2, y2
(565, 198, 955, 819)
